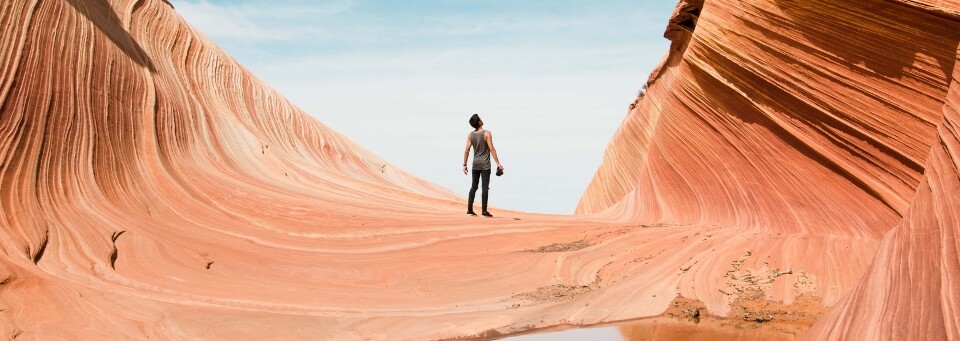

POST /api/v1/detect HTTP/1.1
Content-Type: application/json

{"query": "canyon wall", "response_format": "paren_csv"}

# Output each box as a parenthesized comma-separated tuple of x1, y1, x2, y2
(580, 0, 960, 339)
(2, 0, 958, 339)
(806, 37, 960, 341)
(579, 0, 959, 237)
(0, 0, 475, 338)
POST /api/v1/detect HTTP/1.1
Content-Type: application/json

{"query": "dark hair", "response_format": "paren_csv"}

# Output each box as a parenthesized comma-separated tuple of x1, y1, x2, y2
(469, 114, 481, 129)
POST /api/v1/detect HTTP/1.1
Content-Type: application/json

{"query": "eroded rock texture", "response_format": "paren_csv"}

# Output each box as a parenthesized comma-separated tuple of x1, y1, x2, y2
(805, 36, 960, 341)
(581, 0, 960, 339)
(1, 0, 958, 339)
(0, 0, 764, 339)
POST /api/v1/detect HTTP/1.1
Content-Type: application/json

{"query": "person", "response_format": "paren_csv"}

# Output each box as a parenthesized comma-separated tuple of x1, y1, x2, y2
(462, 114, 503, 217)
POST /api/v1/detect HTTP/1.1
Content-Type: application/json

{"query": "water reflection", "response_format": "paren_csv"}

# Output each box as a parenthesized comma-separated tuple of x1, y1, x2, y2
(501, 326, 623, 341)
(501, 317, 801, 341)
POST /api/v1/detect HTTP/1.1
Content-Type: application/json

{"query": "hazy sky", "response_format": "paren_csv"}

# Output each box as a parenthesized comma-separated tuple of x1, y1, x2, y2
(171, 0, 675, 214)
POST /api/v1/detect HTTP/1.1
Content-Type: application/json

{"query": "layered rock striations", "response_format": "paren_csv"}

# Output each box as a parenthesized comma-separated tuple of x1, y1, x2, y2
(0, 0, 743, 339)
(581, 0, 960, 339)
(805, 37, 960, 341)
(579, 0, 959, 234)
(0, 0, 484, 338)
(2, 0, 959, 339)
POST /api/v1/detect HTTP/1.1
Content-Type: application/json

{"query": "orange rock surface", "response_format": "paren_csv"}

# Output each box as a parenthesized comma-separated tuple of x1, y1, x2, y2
(581, 0, 960, 339)
(0, 0, 958, 340)
(805, 30, 960, 341)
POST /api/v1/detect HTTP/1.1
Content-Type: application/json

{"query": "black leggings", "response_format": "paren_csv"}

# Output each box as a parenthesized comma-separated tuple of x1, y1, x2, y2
(468, 169, 491, 213)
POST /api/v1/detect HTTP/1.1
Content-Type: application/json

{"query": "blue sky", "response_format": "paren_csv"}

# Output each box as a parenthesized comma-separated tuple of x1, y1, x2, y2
(172, 0, 676, 214)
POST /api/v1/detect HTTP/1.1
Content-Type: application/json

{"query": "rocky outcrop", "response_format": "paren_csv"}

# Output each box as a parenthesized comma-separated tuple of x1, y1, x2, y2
(805, 39, 960, 341)
(0, 0, 472, 338)
(2, 0, 757, 339)
(2, 0, 958, 339)
(579, 0, 960, 232)
(581, 0, 960, 339)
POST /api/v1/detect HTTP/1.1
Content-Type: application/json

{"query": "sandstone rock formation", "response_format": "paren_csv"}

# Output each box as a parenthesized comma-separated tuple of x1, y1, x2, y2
(581, 0, 960, 339)
(1, 0, 958, 339)
(805, 29, 960, 341)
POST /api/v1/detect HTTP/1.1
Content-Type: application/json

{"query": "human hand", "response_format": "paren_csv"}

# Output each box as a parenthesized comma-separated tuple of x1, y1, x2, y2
(463, 165, 468, 174)
(497, 164, 504, 171)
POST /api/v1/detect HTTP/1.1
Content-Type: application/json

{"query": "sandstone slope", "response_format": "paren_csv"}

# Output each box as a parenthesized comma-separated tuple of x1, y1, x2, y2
(580, 0, 960, 339)
(2, 0, 959, 340)
(805, 33, 960, 341)
(0, 0, 769, 339)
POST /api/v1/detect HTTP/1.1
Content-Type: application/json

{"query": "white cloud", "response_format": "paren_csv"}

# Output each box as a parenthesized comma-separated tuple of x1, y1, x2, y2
(171, 0, 351, 41)
(172, 0, 278, 40)
(233, 0, 356, 19)
(248, 42, 665, 82)
(172, 0, 660, 46)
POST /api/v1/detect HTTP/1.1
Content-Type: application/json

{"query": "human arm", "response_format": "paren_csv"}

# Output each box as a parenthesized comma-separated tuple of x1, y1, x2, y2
(462, 135, 471, 174)
(484, 131, 503, 170)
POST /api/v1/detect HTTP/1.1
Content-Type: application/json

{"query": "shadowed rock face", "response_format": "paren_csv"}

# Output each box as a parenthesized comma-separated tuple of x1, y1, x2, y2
(581, 0, 960, 339)
(805, 39, 960, 341)
(1, 0, 958, 339)
(579, 0, 960, 230)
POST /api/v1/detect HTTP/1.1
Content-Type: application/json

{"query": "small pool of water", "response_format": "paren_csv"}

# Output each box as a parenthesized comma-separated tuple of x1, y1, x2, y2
(501, 326, 622, 341)
(500, 317, 802, 341)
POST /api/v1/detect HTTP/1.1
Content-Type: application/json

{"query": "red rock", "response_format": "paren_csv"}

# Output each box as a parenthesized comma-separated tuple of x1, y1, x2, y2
(805, 39, 960, 341)
(581, 0, 960, 339)
(1, 0, 958, 339)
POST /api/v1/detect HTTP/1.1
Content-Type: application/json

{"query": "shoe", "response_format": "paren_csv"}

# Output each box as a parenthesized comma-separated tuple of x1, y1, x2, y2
(467, 211, 477, 216)
(482, 211, 493, 217)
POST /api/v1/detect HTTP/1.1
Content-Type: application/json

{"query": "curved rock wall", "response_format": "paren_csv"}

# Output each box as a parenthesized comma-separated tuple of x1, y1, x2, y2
(0, 0, 458, 260)
(580, 0, 960, 339)
(805, 39, 960, 341)
(2, 0, 958, 339)
(579, 0, 960, 239)
(0, 0, 477, 338)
